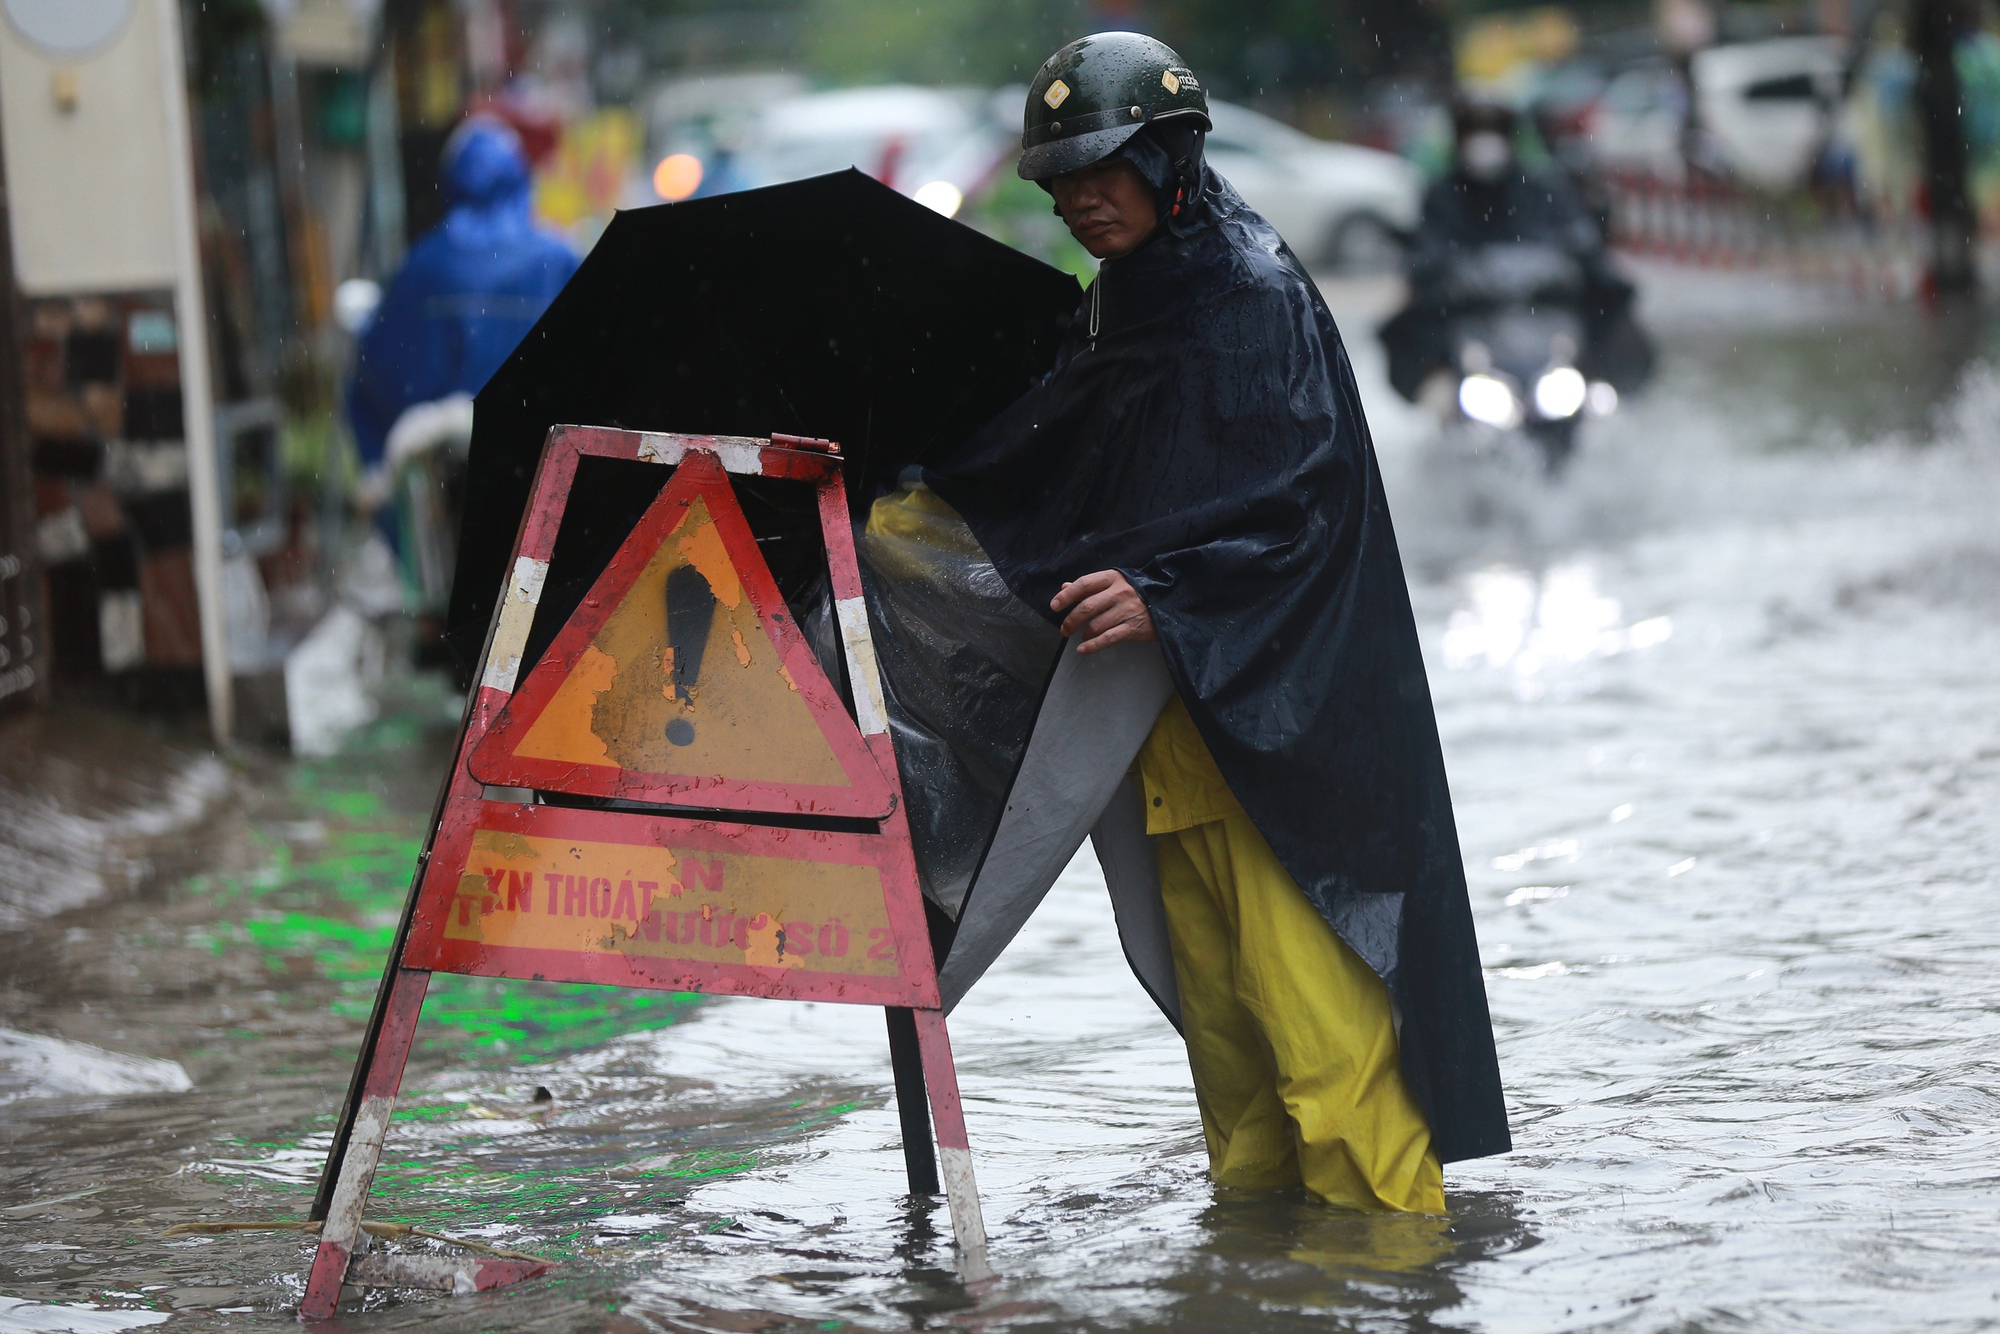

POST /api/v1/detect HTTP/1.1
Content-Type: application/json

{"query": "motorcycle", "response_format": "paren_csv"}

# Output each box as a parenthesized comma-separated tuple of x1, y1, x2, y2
(1416, 243, 1623, 473)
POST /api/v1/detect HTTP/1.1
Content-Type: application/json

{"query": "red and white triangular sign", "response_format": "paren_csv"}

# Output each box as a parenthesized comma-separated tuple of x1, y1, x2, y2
(469, 451, 894, 819)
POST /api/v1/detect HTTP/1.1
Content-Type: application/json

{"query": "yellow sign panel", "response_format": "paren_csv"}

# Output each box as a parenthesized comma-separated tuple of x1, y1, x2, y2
(506, 496, 849, 786)
(445, 829, 899, 976)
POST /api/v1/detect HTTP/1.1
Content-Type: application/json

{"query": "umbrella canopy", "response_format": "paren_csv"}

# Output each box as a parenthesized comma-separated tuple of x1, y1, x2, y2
(447, 169, 1081, 683)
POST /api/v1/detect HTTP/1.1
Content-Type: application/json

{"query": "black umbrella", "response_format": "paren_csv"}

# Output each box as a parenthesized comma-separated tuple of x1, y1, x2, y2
(446, 169, 1081, 684)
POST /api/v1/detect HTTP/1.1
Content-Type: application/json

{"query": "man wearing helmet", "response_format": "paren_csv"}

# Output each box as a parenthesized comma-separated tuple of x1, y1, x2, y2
(913, 34, 1510, 1213)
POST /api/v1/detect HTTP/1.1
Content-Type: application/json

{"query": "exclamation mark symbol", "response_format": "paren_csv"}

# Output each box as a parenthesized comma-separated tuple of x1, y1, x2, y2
(665, 564, 715, 746)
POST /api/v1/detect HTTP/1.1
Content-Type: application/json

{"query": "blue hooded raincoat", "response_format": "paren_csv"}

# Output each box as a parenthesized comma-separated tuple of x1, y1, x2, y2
(347, 119, 579, 468)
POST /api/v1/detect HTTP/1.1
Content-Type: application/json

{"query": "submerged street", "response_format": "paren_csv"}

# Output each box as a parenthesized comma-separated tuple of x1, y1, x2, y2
(3, 264, 1999, 1332)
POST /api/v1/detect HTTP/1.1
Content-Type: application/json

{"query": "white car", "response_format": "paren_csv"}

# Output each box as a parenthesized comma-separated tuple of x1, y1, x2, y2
(1690, 37, 1846, 191)
(736, 85, 1010, 215)
(1585, 62, 1690, 181)
(732, 85, 1421, 263)
(1202, 101, 1421, 271)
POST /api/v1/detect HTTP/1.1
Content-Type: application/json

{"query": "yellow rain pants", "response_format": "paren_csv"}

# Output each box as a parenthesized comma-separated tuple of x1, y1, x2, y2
(1136, 694, 1447, 1214)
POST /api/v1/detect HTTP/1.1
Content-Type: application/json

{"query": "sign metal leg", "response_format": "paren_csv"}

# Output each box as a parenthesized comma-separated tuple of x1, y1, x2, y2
(910, 1007, 990, 1279)
(299, 967, 431, 1320)
(885, 1007, 941, 1195)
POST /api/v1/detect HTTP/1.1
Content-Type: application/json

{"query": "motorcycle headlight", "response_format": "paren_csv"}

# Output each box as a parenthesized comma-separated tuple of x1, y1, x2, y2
(1459, 373, 1520, 428)
(1533, 366, 1587, 420)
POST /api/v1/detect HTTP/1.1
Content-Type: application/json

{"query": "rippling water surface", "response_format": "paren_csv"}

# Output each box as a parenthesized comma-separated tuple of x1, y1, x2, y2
(3, 269, 1999, 1332)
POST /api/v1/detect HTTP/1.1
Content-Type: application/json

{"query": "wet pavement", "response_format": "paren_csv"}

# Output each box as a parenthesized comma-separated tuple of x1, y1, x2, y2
(4, 264, 2000, 1332)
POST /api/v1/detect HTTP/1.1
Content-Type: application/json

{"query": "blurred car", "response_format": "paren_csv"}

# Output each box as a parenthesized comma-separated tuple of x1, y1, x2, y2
(645, 71, 807, 202)
(1203, 101, 1421, 272)
(1691, 37, 1846, 191)
(1584, 40, 1847, 191)
(714, 84, 1422, 267)
(1583, 60, 1690, 181)
(734, 84, 1011, 216)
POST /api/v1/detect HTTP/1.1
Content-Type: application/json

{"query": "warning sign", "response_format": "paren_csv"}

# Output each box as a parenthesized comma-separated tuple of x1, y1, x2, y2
(304, 429, 984, 1319)
(469, 453, 894, 818)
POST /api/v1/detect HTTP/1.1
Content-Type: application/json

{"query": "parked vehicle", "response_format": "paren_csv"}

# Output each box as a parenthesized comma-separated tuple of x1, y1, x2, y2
(711, 83, 1422, 263)
(1690, 37, 1846, 191)
(1202, 100, 1421, 271)
(645, 71, 806, 201)
(734, 85, 1011, 214)
(1583, 60, 1690, 181)
(1585, 39, 1846, 191)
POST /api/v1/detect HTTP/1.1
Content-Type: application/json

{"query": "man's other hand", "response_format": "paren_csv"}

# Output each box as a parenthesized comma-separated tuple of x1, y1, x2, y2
(1052, 570, 1158, 654)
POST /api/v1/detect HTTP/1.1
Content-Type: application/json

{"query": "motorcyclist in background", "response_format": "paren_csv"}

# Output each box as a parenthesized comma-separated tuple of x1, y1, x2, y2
(1532, 101, 1615, 240)
(1380, 98, 1651, 463)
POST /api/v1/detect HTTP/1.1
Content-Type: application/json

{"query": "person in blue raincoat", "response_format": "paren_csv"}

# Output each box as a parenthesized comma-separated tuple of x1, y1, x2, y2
(347, 117, 579, 483)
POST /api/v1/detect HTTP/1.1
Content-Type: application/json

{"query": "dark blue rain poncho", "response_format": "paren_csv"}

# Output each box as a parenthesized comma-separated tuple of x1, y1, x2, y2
(347, 119, 579, 469)
(924, 144, 1510, 1165)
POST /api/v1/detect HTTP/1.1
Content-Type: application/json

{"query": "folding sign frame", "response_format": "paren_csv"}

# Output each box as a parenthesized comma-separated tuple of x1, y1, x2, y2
(300, 428, 987, 1319)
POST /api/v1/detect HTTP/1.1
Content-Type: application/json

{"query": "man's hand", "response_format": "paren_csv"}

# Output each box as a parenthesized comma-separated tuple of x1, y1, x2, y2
(1052, 570, 1157, 654)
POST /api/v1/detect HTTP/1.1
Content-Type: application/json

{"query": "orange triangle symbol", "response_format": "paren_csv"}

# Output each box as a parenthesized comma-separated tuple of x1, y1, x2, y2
(469, 453, 894, 819)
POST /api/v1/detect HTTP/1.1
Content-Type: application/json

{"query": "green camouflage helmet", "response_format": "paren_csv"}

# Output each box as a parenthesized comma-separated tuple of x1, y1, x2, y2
(1019, 32, 1211, 181)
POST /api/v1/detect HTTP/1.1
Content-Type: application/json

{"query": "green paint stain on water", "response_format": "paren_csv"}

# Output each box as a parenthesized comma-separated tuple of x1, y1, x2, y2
(418, 975, 703, 1055)
(641, 1148, 759, 1180)
(306, 787, 385, 822)
(172, 713, 888, 1255)
(192, 759, 706, 1061)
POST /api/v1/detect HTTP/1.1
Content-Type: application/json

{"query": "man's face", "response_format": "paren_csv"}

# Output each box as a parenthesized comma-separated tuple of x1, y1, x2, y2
(1049, 156, 1159, 259)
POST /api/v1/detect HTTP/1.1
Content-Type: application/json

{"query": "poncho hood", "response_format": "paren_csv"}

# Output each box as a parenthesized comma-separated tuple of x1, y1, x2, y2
(924, 165, 1510, 1164)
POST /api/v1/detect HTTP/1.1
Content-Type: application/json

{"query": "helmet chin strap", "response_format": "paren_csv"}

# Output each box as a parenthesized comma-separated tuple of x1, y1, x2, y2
(1114, 122, 1206, 239)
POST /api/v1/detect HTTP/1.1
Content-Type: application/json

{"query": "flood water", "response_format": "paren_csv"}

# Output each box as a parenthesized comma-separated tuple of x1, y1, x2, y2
(4, 265, 2000, 1332)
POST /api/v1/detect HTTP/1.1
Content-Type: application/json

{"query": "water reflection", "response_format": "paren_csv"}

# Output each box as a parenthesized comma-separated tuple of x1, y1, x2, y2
(1129, 1190, 1537, 1333)
(1442, 561, 1672, 690)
